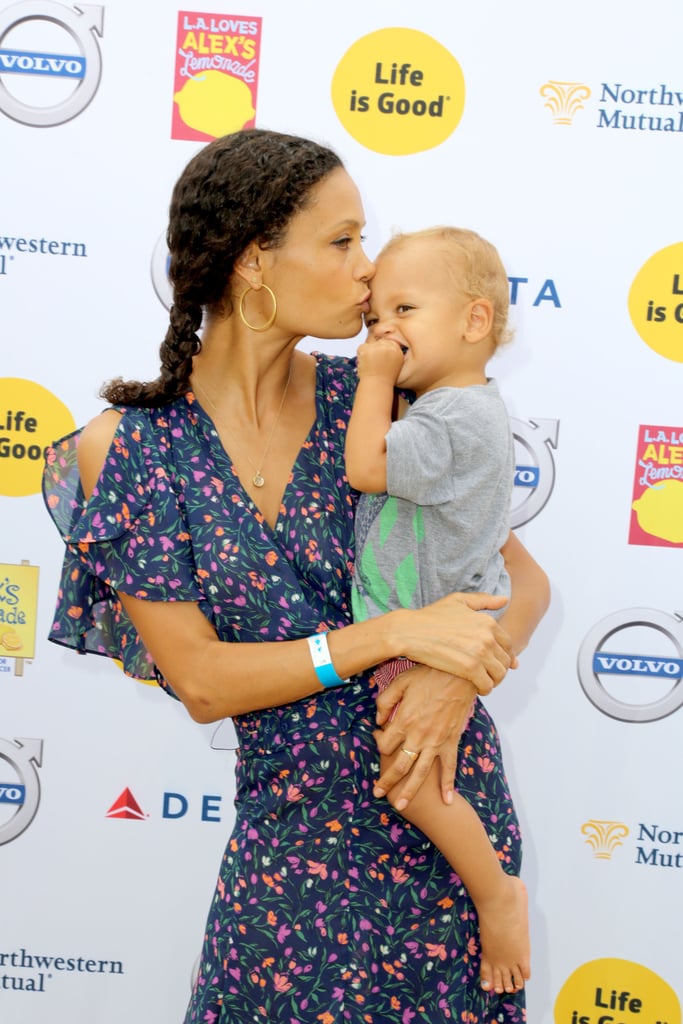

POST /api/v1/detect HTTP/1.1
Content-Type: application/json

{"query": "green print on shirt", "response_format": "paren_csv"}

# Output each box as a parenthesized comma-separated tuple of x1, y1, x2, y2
(354, 497, 424, 618)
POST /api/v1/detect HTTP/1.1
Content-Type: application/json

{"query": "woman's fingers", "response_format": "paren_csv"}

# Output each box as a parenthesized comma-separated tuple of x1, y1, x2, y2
(373, 735, 437, 809)
(405, 592, 515, 690)
(373, 667, 476, 805)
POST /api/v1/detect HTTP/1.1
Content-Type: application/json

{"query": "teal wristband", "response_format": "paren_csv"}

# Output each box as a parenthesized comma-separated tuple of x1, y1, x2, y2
(307, 631, 347, 688)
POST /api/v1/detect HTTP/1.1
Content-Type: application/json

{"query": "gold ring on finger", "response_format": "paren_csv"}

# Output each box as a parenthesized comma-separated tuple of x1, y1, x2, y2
(401, 747, 419, 762)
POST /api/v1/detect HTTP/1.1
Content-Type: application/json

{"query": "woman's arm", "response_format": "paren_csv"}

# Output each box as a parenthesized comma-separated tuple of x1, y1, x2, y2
(78, 411, 515, 723)
(372, 531, 550, 806)
(116, 589, 512, 723)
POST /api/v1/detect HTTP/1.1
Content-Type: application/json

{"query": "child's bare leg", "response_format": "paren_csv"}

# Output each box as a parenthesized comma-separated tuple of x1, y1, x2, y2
(382, 749, 530, 995)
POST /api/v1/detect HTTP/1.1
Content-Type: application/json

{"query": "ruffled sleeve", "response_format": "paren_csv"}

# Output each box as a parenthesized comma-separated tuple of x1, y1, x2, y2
(43, 407, 204, 688)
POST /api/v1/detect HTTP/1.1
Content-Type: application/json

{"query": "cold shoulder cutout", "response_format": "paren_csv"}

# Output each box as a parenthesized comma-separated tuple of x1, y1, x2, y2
(43, 354, 359, 687)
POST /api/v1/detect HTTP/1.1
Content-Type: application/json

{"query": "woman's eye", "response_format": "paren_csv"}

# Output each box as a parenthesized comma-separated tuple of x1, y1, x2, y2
(333, 236, 352, 249)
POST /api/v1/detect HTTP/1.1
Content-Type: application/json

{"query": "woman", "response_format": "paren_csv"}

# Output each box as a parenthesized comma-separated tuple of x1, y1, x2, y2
(44, 129, 549, 1022)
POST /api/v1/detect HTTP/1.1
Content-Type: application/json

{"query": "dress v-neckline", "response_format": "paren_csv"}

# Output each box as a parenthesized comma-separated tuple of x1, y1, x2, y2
(188, 357, 322, 537)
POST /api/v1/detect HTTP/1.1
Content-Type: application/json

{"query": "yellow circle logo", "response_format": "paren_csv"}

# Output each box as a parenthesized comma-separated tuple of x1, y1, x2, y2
(628, 243, 683, 362)
(0, 379, 75, 497)
(555, 958, 680, 1024)
(331, 28, 465, 155)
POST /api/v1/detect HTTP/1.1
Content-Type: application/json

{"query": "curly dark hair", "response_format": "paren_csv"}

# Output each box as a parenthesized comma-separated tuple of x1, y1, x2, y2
(101, 129, 343, 406)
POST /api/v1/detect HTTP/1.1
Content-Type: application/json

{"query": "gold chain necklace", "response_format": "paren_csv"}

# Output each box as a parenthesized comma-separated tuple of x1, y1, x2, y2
(192, 366, 293, 488)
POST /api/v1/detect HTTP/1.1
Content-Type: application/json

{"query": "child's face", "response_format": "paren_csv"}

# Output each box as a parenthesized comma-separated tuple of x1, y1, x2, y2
(364, 240, 487, 394)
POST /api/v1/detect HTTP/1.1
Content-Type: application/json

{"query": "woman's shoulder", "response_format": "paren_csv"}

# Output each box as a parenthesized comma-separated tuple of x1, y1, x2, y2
(44, 398, 191, 547)
(313, 350, 358, 405)
(78, 408, 125, 499)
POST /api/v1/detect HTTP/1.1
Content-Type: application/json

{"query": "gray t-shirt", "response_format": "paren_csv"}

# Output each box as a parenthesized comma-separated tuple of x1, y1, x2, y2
(351, 380, 513, 622)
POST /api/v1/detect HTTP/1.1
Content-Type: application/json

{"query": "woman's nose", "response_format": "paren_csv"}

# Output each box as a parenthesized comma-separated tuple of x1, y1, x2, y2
(358, 251, 375, 281)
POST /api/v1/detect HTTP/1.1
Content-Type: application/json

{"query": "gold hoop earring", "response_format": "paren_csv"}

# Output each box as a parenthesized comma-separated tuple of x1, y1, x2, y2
(238, 284, 277, 332)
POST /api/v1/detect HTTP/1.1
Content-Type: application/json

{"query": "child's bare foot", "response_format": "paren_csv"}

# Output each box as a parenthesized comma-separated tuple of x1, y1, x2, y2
(476, 874, 530, 995)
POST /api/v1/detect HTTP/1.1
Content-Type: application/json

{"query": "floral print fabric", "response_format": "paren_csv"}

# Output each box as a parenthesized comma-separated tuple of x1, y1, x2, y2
(43, 353, 525, 1022)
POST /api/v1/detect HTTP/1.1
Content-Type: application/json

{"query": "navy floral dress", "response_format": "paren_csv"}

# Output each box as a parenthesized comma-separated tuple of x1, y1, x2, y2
(43, 353, 525, 1023)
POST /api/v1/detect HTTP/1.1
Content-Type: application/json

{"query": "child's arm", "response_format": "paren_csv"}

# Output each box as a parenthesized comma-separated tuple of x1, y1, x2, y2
(498, 530, 550, 658)
(346, 338, 404, 492)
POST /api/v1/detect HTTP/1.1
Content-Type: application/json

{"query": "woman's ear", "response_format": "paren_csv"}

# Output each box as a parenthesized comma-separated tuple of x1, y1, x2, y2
(234, 242, 264, 288)
(465, 299, 494, 343)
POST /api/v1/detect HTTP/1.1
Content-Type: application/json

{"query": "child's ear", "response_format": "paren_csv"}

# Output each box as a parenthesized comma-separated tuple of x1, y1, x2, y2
(465, 299, 494, 343)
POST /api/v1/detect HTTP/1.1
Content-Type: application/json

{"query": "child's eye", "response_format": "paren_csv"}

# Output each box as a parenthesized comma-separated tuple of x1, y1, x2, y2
(397, 304, 413, 314)
(364, 315, 378, 328)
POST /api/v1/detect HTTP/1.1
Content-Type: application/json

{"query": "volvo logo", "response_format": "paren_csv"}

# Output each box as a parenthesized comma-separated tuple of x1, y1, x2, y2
(0, 736, 43, 844)
(577, 608, 683, 722)
(510, 416, 559, 528)
(0, 2, 104, 127)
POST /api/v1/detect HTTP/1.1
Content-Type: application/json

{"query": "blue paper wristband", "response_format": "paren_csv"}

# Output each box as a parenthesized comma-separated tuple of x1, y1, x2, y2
(307, 631, 347, 688)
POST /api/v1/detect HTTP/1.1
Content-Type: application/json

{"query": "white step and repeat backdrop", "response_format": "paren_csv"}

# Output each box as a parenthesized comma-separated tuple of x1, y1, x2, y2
(1, 1, 682, 1021)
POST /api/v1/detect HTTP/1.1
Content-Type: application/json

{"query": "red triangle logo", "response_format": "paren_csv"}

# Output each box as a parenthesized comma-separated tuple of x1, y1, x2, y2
(106, 787, 147, 820)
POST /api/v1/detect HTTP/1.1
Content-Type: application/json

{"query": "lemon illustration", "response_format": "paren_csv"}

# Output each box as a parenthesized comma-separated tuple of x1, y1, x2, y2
(632, 479, 683, 542)
(174, 70, 255, 138)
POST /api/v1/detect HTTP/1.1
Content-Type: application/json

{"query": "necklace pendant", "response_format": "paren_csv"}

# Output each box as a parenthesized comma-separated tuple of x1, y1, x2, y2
(252, 473, 265, 488)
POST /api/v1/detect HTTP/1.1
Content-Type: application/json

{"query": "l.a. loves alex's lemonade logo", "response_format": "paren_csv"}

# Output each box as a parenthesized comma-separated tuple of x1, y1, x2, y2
(171, 11, 261, 142)
(628, 243, 683, 363)
(0, 562, 39, 659)
(331, 28, 465, 156)
(630, 425, 683, 547)
(555, 958, 680, 1024)
(0, 378, 74, 498)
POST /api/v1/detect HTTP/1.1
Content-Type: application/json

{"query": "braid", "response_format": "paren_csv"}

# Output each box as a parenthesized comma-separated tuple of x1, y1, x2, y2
(160, 301, 203, 391)
(100, 129, 343, 407)
(101, 302, 201, 406)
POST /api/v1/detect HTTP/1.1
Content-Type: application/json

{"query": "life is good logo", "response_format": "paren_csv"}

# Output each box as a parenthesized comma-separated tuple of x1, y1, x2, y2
(0, 1, 104, 127)
(0, 378, 75, 497)
(0, 736, 43, 845)
(332, 27, 465, 156)
(628, 243, 683, 363)
(577, 608, 683, 722)
(554, 958, 680, 1024)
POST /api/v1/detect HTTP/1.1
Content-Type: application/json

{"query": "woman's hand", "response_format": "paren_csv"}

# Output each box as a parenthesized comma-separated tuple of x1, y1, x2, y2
(373, 665, 477, 809)
(397, 591, 514, 695)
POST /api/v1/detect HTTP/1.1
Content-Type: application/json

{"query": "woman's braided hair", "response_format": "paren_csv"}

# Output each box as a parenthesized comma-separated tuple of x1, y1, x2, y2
(101, 129, 343, 406)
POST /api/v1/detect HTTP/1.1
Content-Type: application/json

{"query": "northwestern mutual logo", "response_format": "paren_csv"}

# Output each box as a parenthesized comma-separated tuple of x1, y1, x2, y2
(0, 947, 124, 995)
(540, 81, 591, 125)
(581, 819, 629, 859)
(582, 818, 683, 870)
(542, 78, 683, 134)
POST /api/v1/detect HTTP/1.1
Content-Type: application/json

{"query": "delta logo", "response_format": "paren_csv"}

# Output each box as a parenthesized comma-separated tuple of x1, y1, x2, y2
(106, 786, 225, 823)
(105, 787, 147, 821)
(171, 10, 262, 142)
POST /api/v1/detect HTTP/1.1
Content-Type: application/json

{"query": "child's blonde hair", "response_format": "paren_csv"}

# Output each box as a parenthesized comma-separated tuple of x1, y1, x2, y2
(379, 226, 512, 350)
